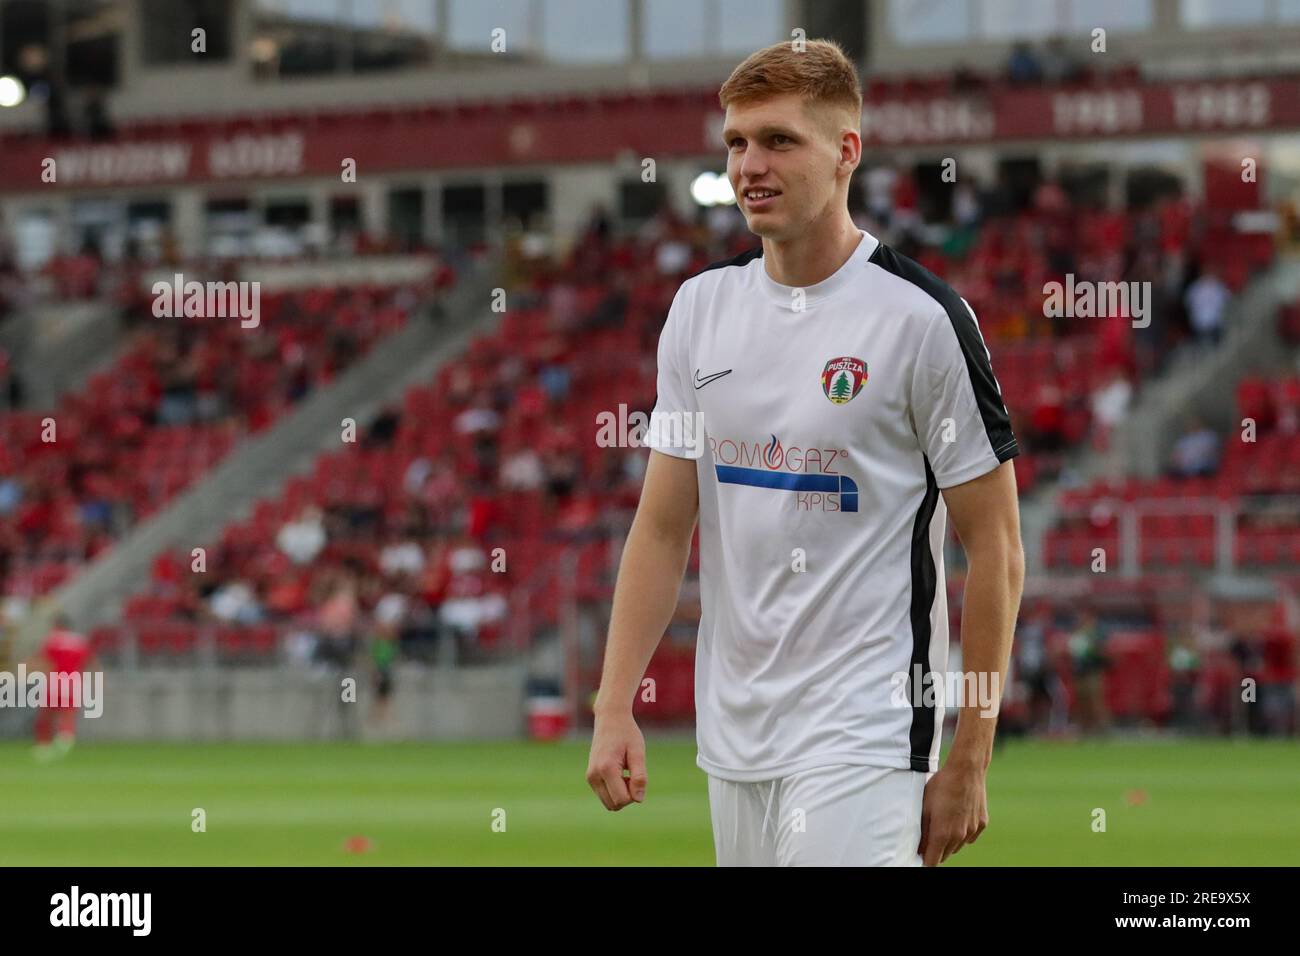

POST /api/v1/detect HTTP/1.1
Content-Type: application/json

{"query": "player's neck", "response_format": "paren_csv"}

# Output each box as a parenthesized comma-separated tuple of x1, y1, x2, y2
(760, 212, 862, 289)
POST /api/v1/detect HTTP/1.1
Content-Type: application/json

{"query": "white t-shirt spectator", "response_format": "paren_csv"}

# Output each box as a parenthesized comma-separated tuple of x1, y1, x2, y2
(1184, 274, 1230, 339)
(277, 511, 326, 565)
(1091, 375, 1132, 431)
(403, 457, 432, 496)
(210, 581, 262, 624)
(865, 166, 897, 219)
(380, 541, 424, 577)
(656, 240, 691, 276)
(375, 592, 409, 627)
(448, 544, 486, 574)
(439, 583, 507, 633)
(501, 449, 545, 490)
(1171, 427, 1220, 476)
(454, 405, 500, 435)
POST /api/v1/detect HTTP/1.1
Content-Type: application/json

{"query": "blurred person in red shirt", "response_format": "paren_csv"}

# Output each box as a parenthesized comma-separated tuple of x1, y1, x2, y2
(1028, 381, 1066, 452)
(30, 614, 94, 761)
(1258, 628, 1297, 736)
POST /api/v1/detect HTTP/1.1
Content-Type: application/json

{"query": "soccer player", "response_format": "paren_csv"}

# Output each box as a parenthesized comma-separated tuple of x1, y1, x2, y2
(32, 614, 93, 761)
(585, 39, 1025, 866)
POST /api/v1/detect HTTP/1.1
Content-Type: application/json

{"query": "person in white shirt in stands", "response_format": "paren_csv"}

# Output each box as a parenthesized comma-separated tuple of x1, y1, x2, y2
(1168, 416, 1220, 478)
(1184, 265, 1230, 347)
(277, 505, 327, 565)
(586, 39, 1025, 866)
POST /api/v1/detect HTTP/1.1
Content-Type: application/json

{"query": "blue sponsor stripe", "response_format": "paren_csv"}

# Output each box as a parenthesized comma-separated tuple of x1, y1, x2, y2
(715, 465, 838, 492)
(714, 467, 858, 512)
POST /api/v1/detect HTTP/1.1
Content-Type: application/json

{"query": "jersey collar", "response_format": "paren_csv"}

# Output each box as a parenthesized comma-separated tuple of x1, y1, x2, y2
(755, 228, 880, 311)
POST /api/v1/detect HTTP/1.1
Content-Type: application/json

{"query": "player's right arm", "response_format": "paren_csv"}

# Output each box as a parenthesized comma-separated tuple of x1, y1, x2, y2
(586, 448, 698, 811)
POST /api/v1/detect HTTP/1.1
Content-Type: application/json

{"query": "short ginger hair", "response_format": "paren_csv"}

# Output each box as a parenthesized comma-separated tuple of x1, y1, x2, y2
(718, 39, 863, 122)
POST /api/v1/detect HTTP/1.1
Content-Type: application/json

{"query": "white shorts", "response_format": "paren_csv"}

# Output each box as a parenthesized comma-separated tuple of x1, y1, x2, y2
(707, 764, 929, 866)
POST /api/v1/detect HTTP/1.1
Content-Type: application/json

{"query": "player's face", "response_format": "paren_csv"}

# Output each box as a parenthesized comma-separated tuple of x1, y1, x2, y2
(723, 93, 845, 241)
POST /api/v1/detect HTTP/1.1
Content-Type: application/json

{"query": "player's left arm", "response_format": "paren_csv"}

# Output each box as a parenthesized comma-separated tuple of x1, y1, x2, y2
(919, 460, 1025, 866)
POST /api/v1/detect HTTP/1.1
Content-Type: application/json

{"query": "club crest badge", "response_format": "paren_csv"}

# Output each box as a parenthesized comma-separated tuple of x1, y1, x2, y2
(821, 356, 867, 405)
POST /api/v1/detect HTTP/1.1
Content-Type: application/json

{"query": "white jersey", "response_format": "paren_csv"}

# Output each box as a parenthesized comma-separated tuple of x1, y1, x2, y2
(645, 229, 1018, 781)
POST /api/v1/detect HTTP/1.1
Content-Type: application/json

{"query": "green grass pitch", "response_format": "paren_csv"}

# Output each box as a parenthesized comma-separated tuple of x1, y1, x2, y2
(1, 737, 1296, 865)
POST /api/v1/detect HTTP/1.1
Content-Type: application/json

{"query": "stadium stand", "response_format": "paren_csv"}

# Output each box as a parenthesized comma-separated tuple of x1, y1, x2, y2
(0, 272, 446, 603)
(0, 1, 1296, 749)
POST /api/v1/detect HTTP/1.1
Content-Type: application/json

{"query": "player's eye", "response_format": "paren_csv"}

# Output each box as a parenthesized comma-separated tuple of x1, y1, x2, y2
(727, 138, 745, 150)
(771, 134, 792, 146)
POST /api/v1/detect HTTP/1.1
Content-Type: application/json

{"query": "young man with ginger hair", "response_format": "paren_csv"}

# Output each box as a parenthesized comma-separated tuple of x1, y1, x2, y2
(587, 39, 1023, 867)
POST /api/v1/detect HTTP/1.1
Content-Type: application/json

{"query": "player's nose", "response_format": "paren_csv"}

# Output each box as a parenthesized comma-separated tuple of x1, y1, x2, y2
(737, 145, 768, 180)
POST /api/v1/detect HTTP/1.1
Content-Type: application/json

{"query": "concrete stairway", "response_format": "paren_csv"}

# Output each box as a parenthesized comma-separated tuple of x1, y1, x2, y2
(1111, 257, 1300, 481)
(1019, 254, 1300, 573)
(2, 298, 128, 411)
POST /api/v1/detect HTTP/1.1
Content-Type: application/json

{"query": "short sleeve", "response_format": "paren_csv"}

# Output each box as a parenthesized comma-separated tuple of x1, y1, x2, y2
(910, 299, 1018, 489)
(643, 285, 703, 459)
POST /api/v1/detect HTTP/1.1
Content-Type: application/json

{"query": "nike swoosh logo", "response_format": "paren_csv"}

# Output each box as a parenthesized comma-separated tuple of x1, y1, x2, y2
(694, 368, 732, 389)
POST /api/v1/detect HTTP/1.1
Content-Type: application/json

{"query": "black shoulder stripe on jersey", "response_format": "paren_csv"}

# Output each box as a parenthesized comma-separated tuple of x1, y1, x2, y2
(868, 242, 1019, 463)
(688, 245, 763, 281)
(908, 456, 941, 772)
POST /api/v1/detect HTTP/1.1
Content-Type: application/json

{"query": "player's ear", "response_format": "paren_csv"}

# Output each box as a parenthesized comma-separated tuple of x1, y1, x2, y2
(839, 123, 862, 172)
